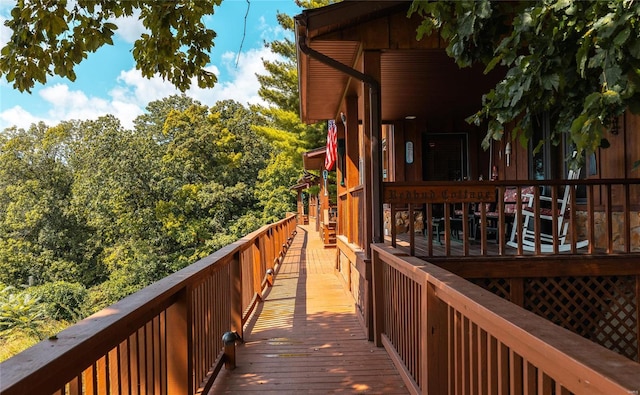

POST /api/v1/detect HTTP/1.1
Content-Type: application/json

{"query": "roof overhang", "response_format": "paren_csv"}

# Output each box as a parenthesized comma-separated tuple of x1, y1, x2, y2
(290, 169, 321, 191)
(295, 1, 407, 124)
(295, 1, 504, 125)
(302, 147, 326, 171)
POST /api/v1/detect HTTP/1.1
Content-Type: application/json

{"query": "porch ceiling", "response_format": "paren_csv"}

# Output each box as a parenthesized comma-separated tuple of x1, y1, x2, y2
(298, 40, 362, 124)
(299, 46, 498, 124)
(296, 1, 501, 125)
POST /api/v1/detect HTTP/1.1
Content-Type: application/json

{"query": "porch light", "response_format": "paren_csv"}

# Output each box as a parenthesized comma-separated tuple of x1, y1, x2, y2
(405, 115, 416, 120)
(505, 142, 512, 167)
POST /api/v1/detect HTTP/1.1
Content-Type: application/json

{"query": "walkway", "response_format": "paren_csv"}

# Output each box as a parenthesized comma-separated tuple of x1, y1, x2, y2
(210, 225, 408, 394)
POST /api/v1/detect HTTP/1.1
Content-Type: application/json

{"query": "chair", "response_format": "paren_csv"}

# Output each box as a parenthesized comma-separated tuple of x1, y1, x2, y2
(472, 187, 534, 241)
(507, 169, 588, 252)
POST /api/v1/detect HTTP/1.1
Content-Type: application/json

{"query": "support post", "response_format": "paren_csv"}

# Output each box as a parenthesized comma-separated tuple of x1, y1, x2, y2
(166, 289, 192, 395)
(230, 252, 242, 339)
(371, 248, 384, 346)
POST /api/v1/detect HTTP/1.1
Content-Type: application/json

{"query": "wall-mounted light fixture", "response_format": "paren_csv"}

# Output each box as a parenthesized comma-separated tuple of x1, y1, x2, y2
(406, 141, 414, 164)
(505, 142, 512, 167)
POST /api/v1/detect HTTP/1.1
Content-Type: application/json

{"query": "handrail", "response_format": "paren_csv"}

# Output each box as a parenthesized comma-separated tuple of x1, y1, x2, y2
(0, 215, 298, 395)
(371, 243, 640, 394)
(383, 178, 640, 257)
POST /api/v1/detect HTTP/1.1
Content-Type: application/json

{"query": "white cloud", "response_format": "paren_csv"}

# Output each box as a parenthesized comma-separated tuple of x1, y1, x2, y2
(0, 84, 143, 131)
(192, 46, 279, 106)
(109, 45, 279, 117)
(257, 14, 288, 43)
(40, 84, 144, 127)
(0, 40, 284, 131)
(111, 12, 146, 44)
(0, 105, 43, 130)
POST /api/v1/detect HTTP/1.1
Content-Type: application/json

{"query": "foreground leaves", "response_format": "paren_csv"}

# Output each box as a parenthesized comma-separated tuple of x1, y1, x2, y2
(410, 0, 640, 158)
(1, 0, 221, 92)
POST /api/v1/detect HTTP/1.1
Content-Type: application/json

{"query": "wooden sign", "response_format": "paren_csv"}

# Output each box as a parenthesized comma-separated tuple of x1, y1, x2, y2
(383, 185, 496, 204)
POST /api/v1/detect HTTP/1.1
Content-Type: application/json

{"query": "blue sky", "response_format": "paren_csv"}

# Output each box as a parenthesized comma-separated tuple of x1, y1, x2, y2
(0, 0, 302, 131)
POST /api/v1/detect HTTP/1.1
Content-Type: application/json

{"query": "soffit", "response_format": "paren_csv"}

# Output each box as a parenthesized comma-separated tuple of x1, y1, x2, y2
(296, 1, 502, 124)
(299, 40, 362, 124)
(303, 147, 326, 171)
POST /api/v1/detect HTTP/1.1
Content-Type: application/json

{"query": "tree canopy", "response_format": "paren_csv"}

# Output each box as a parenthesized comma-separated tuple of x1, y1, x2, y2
(409, 0, 640, 163)
(1, 0, 220, 92)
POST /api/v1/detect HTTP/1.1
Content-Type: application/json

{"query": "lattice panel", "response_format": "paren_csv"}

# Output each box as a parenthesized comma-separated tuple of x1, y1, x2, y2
(524, 276, 638, 362)
(471, 278, 511, 301)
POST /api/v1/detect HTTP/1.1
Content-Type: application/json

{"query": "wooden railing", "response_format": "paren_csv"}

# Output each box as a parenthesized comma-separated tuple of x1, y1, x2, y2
(0, 215, 298, 395)
(371, 243, 640, 394)
(384, 179, 640, 258)
(339, 186, 365, 248)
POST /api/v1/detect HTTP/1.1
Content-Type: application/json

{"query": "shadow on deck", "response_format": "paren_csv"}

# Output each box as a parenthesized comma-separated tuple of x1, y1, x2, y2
(210, 225, 408, 394)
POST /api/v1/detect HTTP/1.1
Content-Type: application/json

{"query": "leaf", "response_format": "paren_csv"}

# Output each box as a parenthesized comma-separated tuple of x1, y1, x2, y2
(484, 53, 503, 73)
(583, 92, 602, 111)
(604, 65, 623, 88)
(541, 74, 560, 91)
(576, 38, 591, 77)
(614, 27, 631, 47)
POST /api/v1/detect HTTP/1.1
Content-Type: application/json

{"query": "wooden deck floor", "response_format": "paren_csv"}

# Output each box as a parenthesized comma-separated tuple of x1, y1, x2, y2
(209, 225, 408, 394)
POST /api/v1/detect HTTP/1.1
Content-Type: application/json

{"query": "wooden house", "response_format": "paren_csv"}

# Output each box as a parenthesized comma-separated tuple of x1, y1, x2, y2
(295, 0, 640, 367)
(2, 2, 639, 394)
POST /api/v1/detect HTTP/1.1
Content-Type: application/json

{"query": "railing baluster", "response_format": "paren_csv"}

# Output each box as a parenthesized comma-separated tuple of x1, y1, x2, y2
(606, 185, 614, 253)
(409, 203, 415, 256)
(624, 183, 631, 253)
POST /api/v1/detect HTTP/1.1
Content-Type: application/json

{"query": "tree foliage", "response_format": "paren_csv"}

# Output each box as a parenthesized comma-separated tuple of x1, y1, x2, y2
(0, 95, 274, 313)
(252, 0, 336, 222)
(409, 0, 640, 162)
(1, 0, 220, 92)
(0, 1, 325, 358)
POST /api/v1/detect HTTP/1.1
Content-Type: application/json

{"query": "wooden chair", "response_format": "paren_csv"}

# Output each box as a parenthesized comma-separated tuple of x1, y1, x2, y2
(472, 187, 534, 241)
(507, 169, 588, 252)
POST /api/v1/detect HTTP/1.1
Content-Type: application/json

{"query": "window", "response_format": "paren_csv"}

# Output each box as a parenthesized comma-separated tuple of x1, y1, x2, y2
(530, 112, 554, 180)
(422, 133, 468, 181)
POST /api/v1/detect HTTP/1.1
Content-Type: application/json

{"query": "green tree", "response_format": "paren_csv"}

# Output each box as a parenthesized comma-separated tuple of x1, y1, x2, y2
(27, 281, 87, 322)
(252, 1, 335, 221)
(156, 99, 271, 268)
(0, 123, 94, 287)
(1, 0, 220, 92)
(409, 0, 640, 167)
(253, 0, 330, 160)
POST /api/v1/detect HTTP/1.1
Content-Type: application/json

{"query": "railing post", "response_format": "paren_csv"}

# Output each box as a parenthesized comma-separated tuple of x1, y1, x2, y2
(222, 332, 238, 370)
(371, 248, 384, 346)
(425, 282, 448, 394)
(253, 239, 262, 298)
(166, 288, 192, 395)
(230, 252, 243, 339)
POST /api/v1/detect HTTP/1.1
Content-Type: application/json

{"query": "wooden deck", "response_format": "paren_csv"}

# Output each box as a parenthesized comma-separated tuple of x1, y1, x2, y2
(209, 225, 408, 394)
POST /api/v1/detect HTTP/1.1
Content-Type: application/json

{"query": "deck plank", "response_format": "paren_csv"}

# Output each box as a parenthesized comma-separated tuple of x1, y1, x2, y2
(210, 225, 408, 394)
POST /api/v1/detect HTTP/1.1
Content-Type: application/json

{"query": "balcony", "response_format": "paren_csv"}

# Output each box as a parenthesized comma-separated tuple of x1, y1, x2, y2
(1, 213, 640, 394)
(383, 179, 640, 262)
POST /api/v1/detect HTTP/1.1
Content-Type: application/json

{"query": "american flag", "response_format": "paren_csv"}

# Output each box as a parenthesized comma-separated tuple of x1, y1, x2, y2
(325, 119, 337, 171)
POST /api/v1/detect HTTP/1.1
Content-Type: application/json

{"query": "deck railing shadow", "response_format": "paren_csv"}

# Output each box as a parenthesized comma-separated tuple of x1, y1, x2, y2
(0, 215, 298, 395)
(371, 243, 640, 394)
